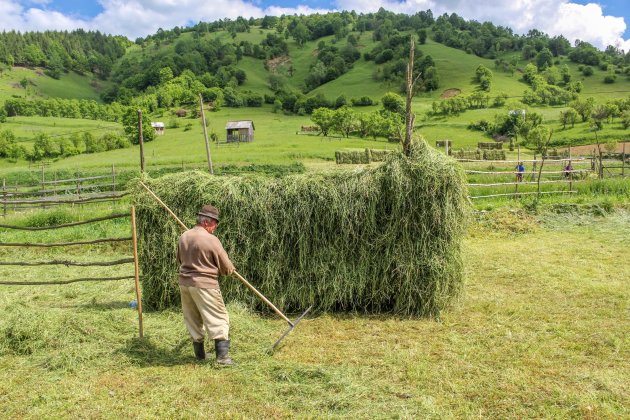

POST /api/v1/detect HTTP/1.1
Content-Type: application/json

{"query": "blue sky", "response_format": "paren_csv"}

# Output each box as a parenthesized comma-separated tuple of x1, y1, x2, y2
(4, 0, 630, 50)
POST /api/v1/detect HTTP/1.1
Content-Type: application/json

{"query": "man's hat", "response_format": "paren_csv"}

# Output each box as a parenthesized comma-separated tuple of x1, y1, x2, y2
(198, 204, 220, 221)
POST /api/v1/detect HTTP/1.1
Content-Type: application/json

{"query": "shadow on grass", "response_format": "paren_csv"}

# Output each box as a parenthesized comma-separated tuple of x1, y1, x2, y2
(119, 336, 193, 367)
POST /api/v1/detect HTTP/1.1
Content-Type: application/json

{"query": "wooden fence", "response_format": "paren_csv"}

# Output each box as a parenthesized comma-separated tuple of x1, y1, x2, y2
(450, 142, 630, 200)
(2, 165, 127, 216)
(0, 207, 143, 337)
(460, 157, 594, 199)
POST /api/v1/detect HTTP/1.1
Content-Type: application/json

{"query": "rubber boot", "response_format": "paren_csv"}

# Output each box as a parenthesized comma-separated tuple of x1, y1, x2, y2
(214, 339, 234, 366)
(193, 341, 206, 361)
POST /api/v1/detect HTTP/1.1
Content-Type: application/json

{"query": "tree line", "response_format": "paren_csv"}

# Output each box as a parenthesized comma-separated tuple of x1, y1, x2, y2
(0, 29, 130, 79)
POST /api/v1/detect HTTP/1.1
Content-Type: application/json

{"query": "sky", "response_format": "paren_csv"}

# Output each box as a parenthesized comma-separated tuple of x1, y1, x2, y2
(1, 0, 629, 51)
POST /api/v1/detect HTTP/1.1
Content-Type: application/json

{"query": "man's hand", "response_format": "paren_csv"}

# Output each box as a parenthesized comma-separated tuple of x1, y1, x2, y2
(228, 267, 236, 276)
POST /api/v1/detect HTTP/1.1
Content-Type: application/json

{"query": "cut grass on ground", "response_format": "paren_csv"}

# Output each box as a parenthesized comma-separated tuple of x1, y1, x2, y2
(0, 207, 628, 417)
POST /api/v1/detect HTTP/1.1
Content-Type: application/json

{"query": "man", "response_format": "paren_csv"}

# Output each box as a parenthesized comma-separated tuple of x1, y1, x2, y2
(563, 162, 573, 179)
(515, 162, 525, 182)
(177, 204, 235, 365)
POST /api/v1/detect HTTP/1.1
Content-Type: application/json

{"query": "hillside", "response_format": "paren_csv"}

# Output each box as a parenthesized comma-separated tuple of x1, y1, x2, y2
(1, 9, 630, 172)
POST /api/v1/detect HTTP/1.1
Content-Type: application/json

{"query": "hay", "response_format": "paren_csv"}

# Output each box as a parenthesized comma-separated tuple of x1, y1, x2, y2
(453, 149, 482, 160)
(482, 150, 506, 160)
(135, 141, 469, 316)
(335, 149, 395, 164)
(478, 142, 503, 150)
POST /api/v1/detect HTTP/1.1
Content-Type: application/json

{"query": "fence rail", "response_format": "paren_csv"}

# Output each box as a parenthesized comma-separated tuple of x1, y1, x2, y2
(0, 206, 143, 337)
(2, 166, 121, 216)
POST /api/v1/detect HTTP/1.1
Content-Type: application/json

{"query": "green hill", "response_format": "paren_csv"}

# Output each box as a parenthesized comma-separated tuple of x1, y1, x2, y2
(0, 67, 107, 102)
(1, 10, 629, 174)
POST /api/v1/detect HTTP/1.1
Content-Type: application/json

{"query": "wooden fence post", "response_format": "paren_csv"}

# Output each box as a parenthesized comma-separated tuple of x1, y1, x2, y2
(199, 93, 214, 174)
(138, 110, 145, 173)
(568, 145, 573, 192)
(131, 206, 144, 338)
(623, 142, 626, 178)
(41, 165, 45, 210)
(515, 145, 520, 195)
(112, 164, 116, 194)
(2, 178, 6, 218)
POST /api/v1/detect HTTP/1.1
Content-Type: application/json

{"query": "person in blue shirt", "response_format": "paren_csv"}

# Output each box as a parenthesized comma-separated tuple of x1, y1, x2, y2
(515, 162, 525, 182)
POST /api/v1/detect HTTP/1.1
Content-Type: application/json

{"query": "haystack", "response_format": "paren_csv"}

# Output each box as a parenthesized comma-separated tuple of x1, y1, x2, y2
(134, 142, 469, 316)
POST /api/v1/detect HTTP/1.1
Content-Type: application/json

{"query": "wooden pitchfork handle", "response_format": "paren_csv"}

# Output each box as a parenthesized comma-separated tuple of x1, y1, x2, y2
(139, 181, 293, 325)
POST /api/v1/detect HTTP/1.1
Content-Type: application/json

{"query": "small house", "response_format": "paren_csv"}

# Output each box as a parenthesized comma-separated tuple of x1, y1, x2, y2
(151, 122, 165, 135)
(226, 120, 255, 142)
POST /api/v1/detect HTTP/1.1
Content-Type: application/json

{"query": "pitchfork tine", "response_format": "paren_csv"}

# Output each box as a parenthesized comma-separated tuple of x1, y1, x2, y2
(270, 305, 314, 353)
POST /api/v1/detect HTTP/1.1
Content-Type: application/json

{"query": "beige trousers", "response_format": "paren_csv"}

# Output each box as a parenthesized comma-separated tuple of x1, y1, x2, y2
(179, 286, 229, 342)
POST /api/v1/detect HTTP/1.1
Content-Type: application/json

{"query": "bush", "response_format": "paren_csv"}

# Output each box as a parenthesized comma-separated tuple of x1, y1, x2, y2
(603, 75, 616, 84)
(351, 96, 374, 106)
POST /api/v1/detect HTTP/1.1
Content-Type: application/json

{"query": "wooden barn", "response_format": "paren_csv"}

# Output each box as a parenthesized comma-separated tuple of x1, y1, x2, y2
(226, 120, 255, 142)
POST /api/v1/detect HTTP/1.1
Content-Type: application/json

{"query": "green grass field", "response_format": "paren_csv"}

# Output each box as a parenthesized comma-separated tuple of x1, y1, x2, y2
(0, 205, 627, 417)
(0, 106, 401, 176)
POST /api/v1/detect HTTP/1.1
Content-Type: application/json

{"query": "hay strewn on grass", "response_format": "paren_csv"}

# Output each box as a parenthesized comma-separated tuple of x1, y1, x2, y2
(135, 142, 469, 316)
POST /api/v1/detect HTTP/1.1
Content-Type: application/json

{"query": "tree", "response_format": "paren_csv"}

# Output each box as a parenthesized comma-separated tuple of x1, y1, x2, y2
(622, 110, 630, 130)
(526, 125, 551, 155)
(535, 48, 553, 70)
(571, 97, 595, 122)
(311, 107, 335, 136)
(417, 29, 427, 44)
(122, 108, 155, 145)
(0, 129, 16, 157)
(159, 67, 174, 84)
(332, 106, 356, 137)
(32, 133, 59, 159)
(591, 105, 608, 130)
(381, 91, 404, 114)
(292, 22, 311, 47)
(559, 108, 578, 129)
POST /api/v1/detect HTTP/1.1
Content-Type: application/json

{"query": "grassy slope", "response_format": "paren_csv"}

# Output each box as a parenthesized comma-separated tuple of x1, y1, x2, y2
(0, 207, 627, 417)
(0, 67, 105, 102)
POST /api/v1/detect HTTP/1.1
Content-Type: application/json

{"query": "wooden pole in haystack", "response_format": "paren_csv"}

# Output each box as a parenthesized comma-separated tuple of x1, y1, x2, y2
(199, 93, 214, 175)
(131, 206, 144, 338)
(137, 110, 145, 173)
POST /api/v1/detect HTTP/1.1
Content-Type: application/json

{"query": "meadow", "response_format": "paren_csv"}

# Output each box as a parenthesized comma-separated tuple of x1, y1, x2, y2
(0, 204, 628, 418)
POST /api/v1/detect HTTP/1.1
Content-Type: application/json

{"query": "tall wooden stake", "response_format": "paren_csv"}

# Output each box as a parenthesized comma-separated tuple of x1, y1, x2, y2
(514, 144, 521, 193)
(112, 164, 116, 194)
(622, 142, 626, 177)
(403, 36, 416, 156)
(199, 93, 214, 174)
(131, 205, 144, 338)
(568, 145, 573, 191)
(2, 178, 6, 218)
(137, 110, 145, 173)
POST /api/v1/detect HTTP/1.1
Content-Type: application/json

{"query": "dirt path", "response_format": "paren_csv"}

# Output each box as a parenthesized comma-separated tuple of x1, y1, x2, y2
(560, 141, 630, 155)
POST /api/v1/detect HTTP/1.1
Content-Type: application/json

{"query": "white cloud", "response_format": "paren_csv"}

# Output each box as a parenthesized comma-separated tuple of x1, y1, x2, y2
(0, 0, 628, 51)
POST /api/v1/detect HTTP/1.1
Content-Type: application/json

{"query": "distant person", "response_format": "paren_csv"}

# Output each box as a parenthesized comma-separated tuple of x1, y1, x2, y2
(177, 204, 235, 365)
(515, 162, 525, 182)
(564, 162, 573, 179)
